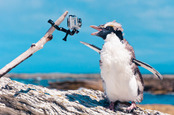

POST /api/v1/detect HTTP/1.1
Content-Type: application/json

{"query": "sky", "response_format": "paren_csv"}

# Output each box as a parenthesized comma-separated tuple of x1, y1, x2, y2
(0, 0, 174, 74)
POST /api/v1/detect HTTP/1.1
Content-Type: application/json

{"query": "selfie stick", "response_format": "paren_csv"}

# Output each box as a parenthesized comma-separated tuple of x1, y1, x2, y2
(0, 11, 68, 77)
(48, 19, 79, 41)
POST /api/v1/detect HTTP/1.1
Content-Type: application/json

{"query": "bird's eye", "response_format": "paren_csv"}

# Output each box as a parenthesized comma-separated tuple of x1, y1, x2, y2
(105, 26, 113, 30)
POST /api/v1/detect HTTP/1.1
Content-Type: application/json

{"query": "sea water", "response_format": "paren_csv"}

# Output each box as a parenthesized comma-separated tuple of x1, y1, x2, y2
(141, 92, 174, 105)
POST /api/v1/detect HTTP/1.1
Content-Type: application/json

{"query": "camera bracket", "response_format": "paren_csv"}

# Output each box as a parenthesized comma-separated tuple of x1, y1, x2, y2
(48, 19, 79, 41)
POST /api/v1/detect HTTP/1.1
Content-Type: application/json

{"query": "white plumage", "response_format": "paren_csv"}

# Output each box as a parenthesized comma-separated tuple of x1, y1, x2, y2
(80, 20, 163, 111)
(100, 33, 138, 102)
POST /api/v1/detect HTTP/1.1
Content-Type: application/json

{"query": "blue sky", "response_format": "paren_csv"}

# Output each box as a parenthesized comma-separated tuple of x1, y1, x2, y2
(0, 0, 174, 74)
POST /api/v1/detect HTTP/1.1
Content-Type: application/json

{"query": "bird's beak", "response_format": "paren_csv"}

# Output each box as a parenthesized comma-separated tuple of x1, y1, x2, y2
(90, 25, 103, 35)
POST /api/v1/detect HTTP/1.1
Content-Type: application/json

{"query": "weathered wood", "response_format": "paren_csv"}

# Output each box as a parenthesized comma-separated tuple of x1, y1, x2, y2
(0, 77, 167, 115)
(0, 11, 68, 77)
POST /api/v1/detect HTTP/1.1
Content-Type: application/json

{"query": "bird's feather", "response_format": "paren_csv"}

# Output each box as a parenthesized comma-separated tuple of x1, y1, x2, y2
(80, 41, 101, 53)
(132, 59, 163, 80)
(80, 41, 163, 80)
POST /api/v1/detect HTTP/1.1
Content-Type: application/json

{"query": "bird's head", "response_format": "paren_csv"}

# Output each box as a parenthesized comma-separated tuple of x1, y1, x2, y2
(90, 20, 124, 40)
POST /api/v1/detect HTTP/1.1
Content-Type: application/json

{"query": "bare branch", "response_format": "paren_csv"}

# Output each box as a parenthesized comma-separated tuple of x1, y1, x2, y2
(0, 11, 68, 77)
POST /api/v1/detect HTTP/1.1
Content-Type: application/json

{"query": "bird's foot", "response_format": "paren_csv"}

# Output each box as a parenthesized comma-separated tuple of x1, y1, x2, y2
(126, 102, 137, 112)
(109, 102, 115, 111)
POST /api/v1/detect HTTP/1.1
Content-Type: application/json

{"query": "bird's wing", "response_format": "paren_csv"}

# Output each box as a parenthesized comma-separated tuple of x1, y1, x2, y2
(80, 41, 163, 80)
(80, 41, 101, 53)
(132, 58, 163, 80)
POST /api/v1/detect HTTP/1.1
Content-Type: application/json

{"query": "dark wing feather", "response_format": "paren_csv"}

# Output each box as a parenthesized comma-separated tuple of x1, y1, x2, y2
(80, 40, 162, 79)
(123, 39, 163, 80)
(80, 41, 101, 53)
(132, 59, 163, 80)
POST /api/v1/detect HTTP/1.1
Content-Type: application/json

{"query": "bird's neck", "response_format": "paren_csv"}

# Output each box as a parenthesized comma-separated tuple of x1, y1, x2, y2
(105, 32, 124, 43)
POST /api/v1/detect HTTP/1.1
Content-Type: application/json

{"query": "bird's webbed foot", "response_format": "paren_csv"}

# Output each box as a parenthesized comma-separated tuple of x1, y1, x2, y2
(126, 102, 137, 112)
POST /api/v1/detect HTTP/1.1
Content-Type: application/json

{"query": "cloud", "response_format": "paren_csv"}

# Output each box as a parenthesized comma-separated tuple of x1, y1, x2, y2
(136, 5, 174, 32)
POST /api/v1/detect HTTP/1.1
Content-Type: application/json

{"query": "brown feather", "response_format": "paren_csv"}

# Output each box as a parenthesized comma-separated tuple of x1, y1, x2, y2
(124, 39, 144, 102)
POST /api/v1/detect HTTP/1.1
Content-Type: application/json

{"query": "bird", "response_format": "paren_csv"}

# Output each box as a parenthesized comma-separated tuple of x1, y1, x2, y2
(80, 20, 163, 111)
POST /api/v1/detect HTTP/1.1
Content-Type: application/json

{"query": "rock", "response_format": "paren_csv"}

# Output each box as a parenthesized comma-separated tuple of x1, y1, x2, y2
(4, 73, 100, 79)
(0, 77, 168, 115)
(143, 75, 174, 94)
(49, 79, 103, 91)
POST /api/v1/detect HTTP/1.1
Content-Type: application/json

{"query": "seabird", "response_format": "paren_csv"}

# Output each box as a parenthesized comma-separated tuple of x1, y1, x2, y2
(80, 21, 163, 111)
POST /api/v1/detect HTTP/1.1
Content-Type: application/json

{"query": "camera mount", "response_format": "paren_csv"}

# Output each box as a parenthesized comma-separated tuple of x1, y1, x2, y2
(48, 19, 79, 41)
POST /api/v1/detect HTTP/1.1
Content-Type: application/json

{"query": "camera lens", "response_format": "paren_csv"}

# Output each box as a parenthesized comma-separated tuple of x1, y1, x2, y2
(78, 18, 82, 27)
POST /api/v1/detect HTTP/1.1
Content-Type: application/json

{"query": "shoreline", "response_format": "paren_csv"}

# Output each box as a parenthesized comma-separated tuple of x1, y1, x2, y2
(5, 73, 174, 95)
(5, 73, 174, 94)
(4, 73, 174, 79)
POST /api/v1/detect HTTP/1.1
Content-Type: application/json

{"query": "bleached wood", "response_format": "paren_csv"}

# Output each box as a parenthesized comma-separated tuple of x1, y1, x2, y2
(0, 11, 68, 77)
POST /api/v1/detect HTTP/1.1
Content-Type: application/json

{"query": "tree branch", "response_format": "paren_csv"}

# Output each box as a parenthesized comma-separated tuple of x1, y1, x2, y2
(0, 11, 68, 77)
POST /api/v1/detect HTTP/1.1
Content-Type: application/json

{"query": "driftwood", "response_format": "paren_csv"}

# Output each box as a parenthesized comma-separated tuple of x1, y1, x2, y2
(0, 11, 68, 77)
(0, 77, 167, 115)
